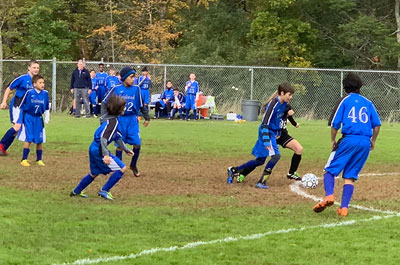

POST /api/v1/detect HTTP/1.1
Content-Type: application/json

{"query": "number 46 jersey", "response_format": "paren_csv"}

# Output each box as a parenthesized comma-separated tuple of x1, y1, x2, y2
(328, 93, 381, 137)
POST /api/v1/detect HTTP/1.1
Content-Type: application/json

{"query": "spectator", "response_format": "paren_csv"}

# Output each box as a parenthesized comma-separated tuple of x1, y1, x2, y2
(154, 80, 174, 119)
(171, 88, 185, 119)
(70, 60, 92, 118)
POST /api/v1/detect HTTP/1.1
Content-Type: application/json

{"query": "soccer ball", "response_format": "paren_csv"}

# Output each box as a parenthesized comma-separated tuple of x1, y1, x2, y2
(301, 173, 319, 189)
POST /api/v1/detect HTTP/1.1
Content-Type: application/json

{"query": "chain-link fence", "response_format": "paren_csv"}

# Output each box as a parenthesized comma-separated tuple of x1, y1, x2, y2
(1, 59, 400, 121)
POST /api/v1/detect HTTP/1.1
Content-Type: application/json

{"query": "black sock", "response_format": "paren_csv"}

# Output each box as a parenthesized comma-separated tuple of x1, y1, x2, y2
(258, 169, 271, 184)
(289, 154, 302, 174)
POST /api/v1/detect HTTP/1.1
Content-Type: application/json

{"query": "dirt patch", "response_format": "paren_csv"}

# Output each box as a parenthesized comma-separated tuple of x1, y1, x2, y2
(1, 152, 400, 208)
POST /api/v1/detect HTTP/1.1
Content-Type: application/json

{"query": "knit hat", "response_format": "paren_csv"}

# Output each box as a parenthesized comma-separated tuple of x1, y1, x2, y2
(120, 66, 136, 81)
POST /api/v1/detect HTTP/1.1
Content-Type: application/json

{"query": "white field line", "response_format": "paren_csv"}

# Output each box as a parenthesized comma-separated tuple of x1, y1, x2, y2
(56, 172, 400, 265)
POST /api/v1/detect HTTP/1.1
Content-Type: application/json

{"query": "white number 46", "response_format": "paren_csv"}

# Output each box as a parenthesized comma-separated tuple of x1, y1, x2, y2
(348, 106, 368, 123)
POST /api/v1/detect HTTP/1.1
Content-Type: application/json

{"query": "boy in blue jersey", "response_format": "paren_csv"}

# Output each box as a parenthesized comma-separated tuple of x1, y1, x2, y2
(17, 75, 50, 166)
(0, 59, 40, 156)
(227, 83, 295, 189)
(95, 63, 108, 113)
(154, 80, 174, 119)
(184, 73, 199, 120)
(138, 67, 152, 110)
(89, 69, 98, 117)
(101, 66, 150, 177)
(313, 73, 381, 216)
(105, 68, 120, 93)
(171, 88, 185, 119)
(70, 95, 134, 200)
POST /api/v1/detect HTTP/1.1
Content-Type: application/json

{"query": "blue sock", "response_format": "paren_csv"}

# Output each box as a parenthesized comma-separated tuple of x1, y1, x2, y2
(193, 110, 197, 119)
(116, 150, 123, 160)
(102, 170, 124, 192)
(178, 109, 183, 118)
(340, 184, 354, 208)
(1, 127, 17, 150)
(130, 147, 141, 167)
(22, 148, 30, 160)
(172, 109, 177, 118)
(36, 149, 43, 161)
(185, 109, 189, 119)
(323, 172, 335, 196)
(73, 174, 94, 194)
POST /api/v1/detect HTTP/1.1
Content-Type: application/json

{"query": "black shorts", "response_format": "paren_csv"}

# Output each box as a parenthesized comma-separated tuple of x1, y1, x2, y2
(277, 131, 294, 148)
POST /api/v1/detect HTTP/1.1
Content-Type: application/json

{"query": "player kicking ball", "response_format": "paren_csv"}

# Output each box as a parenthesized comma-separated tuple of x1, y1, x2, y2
(70, 95, 134, 200)
(313, 73, 381, 216)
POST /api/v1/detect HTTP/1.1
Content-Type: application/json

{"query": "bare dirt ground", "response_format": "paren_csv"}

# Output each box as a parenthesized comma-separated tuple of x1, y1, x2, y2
(1, 152, 400, 208)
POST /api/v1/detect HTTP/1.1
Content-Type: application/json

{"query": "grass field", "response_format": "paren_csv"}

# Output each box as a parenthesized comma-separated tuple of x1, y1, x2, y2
(1, 111, 400, 265)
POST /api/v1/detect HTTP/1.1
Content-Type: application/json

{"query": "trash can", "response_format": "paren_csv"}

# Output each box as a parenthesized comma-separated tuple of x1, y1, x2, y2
(241, 100, 261, 121)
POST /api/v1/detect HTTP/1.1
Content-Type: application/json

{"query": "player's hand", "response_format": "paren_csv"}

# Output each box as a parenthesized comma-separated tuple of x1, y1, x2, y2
(295, 124, 300, 128)
(265, 145, 272, 151)
(103, 155, 111, 165)
(143, 120, 150, 127)
(88, 89, 92, 95)
(126, 151, 134, 156)
(331, 141, 337, 151)
(147, 74, 151, 79)
(288, 110, 295, 116)
(70, 89, 74, 94)
(370, 140, 376, 150)
(0, 102, 7, 109)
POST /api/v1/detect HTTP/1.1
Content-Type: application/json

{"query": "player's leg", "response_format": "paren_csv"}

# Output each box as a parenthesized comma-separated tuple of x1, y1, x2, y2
(185, 96, 192, 120)
(99, 154, 127, 200)
(178, 106, 183, 119)
(36, 143, 45, 166)
(70, 173, 97, 198)
(0, 102, 23, 154)
(154, 102, 161, 118)
(256, 135, 280, 188)
(284, 138, 303, 180)
(171, 105, 177, 119)
(20, 142, 31, 166)
(227, 156, 267, 184)
(166, 102, 172, 119)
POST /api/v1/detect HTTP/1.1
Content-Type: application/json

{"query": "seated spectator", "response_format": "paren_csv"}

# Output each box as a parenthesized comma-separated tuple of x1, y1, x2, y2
(154, 80, 174, 119)
(171, 88, 185, 119)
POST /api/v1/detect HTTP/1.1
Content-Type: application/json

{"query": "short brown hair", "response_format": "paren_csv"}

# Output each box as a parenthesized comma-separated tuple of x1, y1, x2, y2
(106, 95, 126, 116)
(278, 82, 295, 95)
(32, 74, 44, 84)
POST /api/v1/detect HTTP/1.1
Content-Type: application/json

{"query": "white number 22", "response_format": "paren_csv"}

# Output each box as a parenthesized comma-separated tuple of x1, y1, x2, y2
(347, 106, 368, 123)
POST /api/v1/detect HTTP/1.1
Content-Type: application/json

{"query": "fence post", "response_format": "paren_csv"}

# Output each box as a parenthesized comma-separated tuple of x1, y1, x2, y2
(250, 68, 254, 100)
(163, 66, 167, 89)
(52, 57, 57, 112)
(340, 71, 343, 98)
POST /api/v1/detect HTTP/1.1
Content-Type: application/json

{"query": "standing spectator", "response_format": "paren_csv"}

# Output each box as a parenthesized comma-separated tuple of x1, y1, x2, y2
(89, 69, 98, 117)
(70, 60, 92, 118)
(0, 59, 40, 155)
(105, 68, 120, 93)
(184, 73, 199, 120)
(95, 63, 108, 113)
(137, 66, 152, 109)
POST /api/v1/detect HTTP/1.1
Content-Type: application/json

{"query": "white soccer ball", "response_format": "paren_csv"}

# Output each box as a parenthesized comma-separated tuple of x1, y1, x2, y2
(301, 173, 319, 189)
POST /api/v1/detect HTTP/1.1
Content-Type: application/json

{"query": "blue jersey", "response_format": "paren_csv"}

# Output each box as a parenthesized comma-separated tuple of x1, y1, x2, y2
(91, 77, 98, 90)
(19, 89, 49, 116)
(329, 93, 381, 138)
(106, 75, 120, 92)
(103, 84, 143, 116)
(261, 96, 287, 132)
(9, 73, 33, 98)
(95, 72, 108, 88)
(138, 76, 152, 90)
(185, 80, 199, 95)
(92, 117, 122, 148)
(161, 88, 174, 101)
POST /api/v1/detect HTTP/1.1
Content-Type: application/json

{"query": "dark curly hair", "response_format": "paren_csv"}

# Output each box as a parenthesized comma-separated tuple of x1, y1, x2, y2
(343, 73, 362, 94)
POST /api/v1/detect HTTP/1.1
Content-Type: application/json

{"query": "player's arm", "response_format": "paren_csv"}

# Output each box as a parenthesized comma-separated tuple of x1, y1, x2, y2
(1, 87, 12, 109)
(44, 94, 50, 124)
(115, 137, 133, 155)
(330, 127, 338, 150)
(100, 119, 118, 163)
(370, 126, 380, 150)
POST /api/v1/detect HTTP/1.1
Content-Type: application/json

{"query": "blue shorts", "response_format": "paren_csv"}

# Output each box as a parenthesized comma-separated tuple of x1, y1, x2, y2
(117, 115, 141, 146)
(89, 90, 98, 106)
(17, 113, 46, 144)
(252, 130, 280, 158)
(324, 135, 371, 180)
(9, 97, 23, 124)
(89, 144, 125, 175)
(141, 89, 150, 105)
(97, 86, 107, 103)
(185, 94, 196, 110)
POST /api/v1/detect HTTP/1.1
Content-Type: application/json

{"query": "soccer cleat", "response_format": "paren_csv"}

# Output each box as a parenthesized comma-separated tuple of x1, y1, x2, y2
(313, 195, 334, 213)
(70, 191, 88, 198)
(130, 165, 141, 177)
(36, 160, 45, 166)
(20, 159, 31, 167)
(337, 207, 348, 217)
(237, 174, 245, 183)
(255, 182, 269, 189)
(0, 143, 8, 156)
(287, 172, 302, 181)
(98, 190, 113, 200)
(227, 167, 237, 184)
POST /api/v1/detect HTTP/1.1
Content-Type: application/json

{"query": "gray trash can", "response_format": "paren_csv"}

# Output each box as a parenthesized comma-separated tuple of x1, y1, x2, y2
(241, 100, 261, 121)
